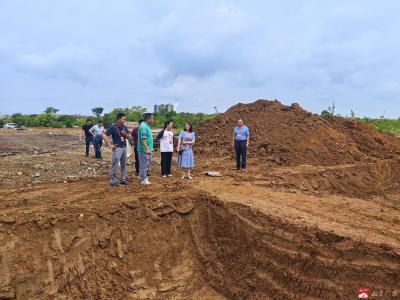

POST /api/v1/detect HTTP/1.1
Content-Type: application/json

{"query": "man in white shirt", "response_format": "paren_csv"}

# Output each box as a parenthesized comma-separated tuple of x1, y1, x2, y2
(159, 120, 174, 177)
(89, 119, 105, 159)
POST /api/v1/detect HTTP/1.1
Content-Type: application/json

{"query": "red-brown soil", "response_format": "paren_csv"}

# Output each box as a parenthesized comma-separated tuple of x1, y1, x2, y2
(196, 100, 400, 166)
(0, 101, 399, 300)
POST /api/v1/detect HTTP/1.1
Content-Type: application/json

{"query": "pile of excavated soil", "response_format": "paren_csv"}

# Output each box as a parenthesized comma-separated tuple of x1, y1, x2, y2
(196, 100, 400, 166)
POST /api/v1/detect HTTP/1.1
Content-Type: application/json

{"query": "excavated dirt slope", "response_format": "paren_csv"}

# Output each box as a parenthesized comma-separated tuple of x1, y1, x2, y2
(196, 100, 400, 166)
(1, 181, 399, 299)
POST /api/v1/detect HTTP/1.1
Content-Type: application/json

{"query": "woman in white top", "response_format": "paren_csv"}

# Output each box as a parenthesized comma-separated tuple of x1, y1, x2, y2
(160, 120, 174, 177)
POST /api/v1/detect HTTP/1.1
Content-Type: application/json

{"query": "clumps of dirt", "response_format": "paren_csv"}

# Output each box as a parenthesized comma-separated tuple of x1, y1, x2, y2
(0, 156, 110, 187)
(324, 116, 400, 159)
(196, 99, 400, 166)
(2, 190, 399, 299)
(190, 195, 400, 299)
(259, 158, 400, 198)
(0, 191, 222, 299)
(0, 129, 110, 187)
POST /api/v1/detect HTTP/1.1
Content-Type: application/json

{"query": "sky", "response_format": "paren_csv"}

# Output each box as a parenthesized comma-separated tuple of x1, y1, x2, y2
(0, 0, 399, 118)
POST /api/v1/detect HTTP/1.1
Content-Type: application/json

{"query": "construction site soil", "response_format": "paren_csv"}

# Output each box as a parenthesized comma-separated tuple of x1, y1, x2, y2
(0, 101, 399, 299)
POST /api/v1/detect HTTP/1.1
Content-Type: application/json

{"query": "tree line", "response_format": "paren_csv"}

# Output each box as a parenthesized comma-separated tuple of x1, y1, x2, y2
(2, 104, 398, 137)
(0, 106, 217, 130)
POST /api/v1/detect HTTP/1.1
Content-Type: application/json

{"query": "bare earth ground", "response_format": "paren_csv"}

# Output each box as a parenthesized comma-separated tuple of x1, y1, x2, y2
(0, 128, 399, 299)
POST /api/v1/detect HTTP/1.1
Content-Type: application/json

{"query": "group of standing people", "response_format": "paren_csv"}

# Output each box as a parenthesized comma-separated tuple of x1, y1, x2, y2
(80, 118, 105, 159)
(81, 112, 249, 186)
(99, 112, 196, 186)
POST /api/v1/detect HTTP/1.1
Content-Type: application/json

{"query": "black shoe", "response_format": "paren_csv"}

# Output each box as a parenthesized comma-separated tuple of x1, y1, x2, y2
(120, 181, 128, 185)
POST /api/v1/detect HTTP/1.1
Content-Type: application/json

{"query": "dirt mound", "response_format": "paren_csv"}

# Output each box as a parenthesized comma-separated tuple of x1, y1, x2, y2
(196, 100, 400, 166)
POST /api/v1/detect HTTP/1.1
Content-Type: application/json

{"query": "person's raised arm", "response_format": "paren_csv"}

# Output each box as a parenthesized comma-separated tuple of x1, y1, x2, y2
(89, 126, 96, 137)
(127, 131, 133, 143)
(122, 127, 133, 143)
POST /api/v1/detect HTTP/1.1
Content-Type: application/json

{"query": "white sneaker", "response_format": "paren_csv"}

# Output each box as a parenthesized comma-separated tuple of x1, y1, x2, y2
(141, 179, 151, 185)
(188, 176, 193, 180)
(167, 174, 172, 177)
(163, 175, 167, 178)
(181, 176, 186, 179)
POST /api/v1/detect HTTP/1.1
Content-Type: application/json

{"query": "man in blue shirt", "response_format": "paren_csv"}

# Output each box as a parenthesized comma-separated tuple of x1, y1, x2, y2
(232, 119, 250, 171)
(103, 112, 132, 186)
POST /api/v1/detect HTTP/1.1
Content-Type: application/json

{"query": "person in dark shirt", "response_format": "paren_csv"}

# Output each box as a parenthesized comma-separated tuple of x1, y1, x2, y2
(80, 118, 94, 157)
(103, 112, 132, 186)
(131, 119, 143, 176)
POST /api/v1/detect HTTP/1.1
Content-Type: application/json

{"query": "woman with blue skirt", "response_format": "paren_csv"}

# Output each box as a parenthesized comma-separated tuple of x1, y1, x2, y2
(177, 122, 195, 179)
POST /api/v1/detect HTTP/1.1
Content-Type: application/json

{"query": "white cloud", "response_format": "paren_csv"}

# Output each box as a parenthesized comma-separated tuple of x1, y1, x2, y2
(17, 45, 95, 68)
(0, 0, 399, 117)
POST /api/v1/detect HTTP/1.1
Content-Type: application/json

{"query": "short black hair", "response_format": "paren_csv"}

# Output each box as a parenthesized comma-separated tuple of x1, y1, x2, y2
(164, 120, 173, 129)
(143, 113, 153, 121)
(98, 119, 104, 124)
(138, 119, 144, 124)
(185, 122, 193, 133)
(86, 118, 93, 123)
(116, 112, 125, 121)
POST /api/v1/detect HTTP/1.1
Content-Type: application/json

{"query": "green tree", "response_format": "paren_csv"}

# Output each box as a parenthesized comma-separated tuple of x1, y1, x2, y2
(44, 107, 59, 114)
(321, 110, 330, 116)
(103, 106, 147, 127)
(11, 113, 31, 126)
(92, 107, 104, 120)
(58, 115, 76, 128)
(321, 102, 336, 117)
(34, 113, 57, 127)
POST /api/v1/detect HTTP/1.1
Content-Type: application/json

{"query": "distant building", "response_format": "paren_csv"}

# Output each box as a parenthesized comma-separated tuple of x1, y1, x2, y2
(154, 103, 175, 114)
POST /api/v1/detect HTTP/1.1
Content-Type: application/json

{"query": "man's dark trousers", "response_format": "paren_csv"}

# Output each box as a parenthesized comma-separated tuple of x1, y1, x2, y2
(85, 136, 94, 157)
(235, 140, 247, 169)
(94, 136, 103, 158)
(134, 147, 139, 175)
